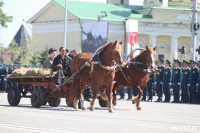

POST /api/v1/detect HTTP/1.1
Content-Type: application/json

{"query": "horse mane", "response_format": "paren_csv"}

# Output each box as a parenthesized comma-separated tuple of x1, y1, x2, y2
(99, 41, 113, 52)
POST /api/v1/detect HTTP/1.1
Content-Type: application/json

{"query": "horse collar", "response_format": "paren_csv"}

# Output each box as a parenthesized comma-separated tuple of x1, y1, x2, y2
(98, 51, 114, 66)
(98, 51, 105, 65)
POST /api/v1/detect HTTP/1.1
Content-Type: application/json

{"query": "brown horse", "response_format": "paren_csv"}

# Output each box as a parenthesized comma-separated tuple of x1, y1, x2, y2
(101, 45, 156, 110)
(68, 41, 123, 112)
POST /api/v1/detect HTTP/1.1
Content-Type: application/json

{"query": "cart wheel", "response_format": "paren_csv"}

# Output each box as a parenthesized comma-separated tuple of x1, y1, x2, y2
(31, 88, 44, 108)
(7, 87, 21, 106)
(48, 98, 61, 107)
(99, 98, 108, 107)
(66, 98, 73, 107)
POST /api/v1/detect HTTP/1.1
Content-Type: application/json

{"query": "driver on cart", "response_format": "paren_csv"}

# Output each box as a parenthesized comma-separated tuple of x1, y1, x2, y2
(52, 47, 72, 81)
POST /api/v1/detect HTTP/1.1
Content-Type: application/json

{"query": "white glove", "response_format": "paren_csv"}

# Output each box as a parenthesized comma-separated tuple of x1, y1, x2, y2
(155, 82, 157, 84)
(187, 84, 190, 87)
(178, 83, 181, 86)
(160, 82, 163, 84)
(196, 83, 199, 86)
(169, 83, 172, 86)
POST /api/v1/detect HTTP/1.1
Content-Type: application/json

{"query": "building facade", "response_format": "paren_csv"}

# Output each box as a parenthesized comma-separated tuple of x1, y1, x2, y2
(28, 0, 200, 61)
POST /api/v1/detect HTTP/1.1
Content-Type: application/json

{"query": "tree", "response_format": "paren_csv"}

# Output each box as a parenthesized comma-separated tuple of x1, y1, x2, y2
(0, 1, 13, 28)
(37, 48, 49, 65)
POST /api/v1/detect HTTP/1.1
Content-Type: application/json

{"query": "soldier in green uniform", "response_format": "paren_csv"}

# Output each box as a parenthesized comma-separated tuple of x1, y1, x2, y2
(197, 61, 200, 104)
(147, 74, 155, 102)
(163, 60, 171, 102)
(181, 60, 190, 103)
(189, 60, 199, 104)
(171, 59, 181, 103)
(155, 58, 164, 102)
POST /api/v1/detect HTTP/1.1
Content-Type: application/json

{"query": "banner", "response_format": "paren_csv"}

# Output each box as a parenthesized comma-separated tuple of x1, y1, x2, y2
(126, 20, 138, 59)
(82, 22, 108, 53)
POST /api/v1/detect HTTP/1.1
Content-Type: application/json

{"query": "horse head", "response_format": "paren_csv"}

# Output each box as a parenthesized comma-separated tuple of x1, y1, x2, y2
(102, 40, 123, 66)
(137, 45, 156, 69)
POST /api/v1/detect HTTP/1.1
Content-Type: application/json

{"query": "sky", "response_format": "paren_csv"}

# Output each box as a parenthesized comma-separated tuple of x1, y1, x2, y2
(0, 0, 109, 47)
(0, 0, 143, 47)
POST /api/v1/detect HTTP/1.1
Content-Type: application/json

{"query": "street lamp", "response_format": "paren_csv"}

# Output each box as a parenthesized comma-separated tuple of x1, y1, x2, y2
(98, 11, 107, 22)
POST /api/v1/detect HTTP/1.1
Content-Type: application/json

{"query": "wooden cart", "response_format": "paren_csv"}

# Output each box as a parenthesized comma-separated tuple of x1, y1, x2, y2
(6, 75, 108, 108)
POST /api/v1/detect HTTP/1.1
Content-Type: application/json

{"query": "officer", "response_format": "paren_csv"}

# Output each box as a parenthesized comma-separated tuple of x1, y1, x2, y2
(118, 87, 125, 100)
(163, 60, 171, 102)
(0, 64, 8, 92)
(147, 74, 155, 102)
(197, 61, 200, 104)
(44, 48, 57, 68)
(155, 58, 164, 102)
(171, 59, 181, 103)
(0, 64, 2, 92)
(181, 60, 190, 103)
(141, 86, 147, 101)
(189, 60, 199, 104)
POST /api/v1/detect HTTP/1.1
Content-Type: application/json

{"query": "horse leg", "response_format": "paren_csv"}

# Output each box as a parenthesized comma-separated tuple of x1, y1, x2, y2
(72, 78, 81, 110)
(113, 84, 123, 106)
(80, 82, 87, 110)
(132, 86, 143, 110)
(67, 79, 77, 107)
(107, 82, 115, 113)
(89, 85, 98, 111)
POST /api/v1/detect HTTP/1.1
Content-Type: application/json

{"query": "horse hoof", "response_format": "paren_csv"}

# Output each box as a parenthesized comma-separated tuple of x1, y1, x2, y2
(137, 106, 142, 110)
(82, 106, 87, 110)
(108, 108, 115, 113)
(89, 106, 94, 111)
(73, 106, 78, 110)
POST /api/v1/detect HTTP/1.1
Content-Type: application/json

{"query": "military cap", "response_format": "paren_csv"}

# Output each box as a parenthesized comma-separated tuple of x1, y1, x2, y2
(190, 60, 197, 64)
(166, 60, 171, 65)
(183, 60, 190, 65)
(173, 59, 181, 65)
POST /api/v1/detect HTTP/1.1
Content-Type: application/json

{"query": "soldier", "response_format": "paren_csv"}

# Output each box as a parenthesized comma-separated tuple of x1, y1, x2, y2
(43, 48, 57, 68)
(163, 60, 171, 102)
(155, 58, 164, 102)
(181, 60, 190, 103)
(171, 59, 181, 103)
(0, 64, 8, 92)
(197, 61, 200, 104)
(147, 74, 155, 102)
(189, 60, 199, 104)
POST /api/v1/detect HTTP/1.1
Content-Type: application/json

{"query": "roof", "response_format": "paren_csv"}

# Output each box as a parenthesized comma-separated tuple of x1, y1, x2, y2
(11, 24, 29, 47)
(53, 0, 151, 21)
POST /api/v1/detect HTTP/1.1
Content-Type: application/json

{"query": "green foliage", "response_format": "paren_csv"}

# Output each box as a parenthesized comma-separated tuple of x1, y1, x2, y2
(37, 47, 49, 65)
(0, 1, 13, 28)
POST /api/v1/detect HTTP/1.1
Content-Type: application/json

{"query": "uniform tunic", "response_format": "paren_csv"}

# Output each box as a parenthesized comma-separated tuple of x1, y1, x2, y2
(172, 67, 181, 103)
(181, 67, 190, 103)
(189, 67, 199, 103)
(163, 67, 171, 102)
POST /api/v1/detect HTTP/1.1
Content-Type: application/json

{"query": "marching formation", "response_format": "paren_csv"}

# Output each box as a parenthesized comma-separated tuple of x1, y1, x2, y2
(119, 58, 200, 104)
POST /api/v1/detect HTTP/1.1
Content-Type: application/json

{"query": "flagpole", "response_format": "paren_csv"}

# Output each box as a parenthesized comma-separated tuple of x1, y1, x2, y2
(63, 0, 68, 49)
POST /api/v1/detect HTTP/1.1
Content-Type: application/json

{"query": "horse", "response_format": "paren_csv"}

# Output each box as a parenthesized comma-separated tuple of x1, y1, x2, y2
(100, 45, 156, 110)
(68, 41, 123, 113)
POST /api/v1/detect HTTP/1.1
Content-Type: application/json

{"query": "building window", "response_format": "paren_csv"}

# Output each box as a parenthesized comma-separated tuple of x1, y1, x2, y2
(121, 0, 124, 4)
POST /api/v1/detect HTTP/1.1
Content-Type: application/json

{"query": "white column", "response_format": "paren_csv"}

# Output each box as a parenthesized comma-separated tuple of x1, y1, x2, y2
(149, 35, 157, 48)
(171, 36, 179, 60)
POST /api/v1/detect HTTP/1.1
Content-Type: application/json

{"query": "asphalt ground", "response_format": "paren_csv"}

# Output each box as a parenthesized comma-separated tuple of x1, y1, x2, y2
(0, 93, 200, 133)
